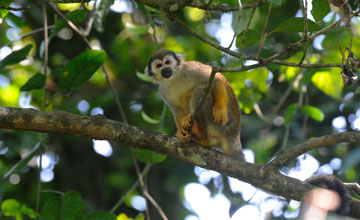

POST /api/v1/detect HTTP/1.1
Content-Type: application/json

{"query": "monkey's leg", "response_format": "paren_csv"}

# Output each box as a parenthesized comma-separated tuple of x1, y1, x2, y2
(175, 112, 191, 142)
(191, 120, 210, 146)
(182, 114, 210, 146)
(212, 78, 229, 126)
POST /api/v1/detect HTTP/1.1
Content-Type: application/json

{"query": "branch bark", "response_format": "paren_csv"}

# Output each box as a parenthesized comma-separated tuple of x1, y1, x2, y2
(271, 132, 360, 168)
(1, 107, 360, 217)
(0, 107, 310, 197)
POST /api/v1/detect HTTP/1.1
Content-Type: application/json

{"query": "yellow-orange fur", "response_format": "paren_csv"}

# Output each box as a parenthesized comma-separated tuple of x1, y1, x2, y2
(145, 49, 242, 157)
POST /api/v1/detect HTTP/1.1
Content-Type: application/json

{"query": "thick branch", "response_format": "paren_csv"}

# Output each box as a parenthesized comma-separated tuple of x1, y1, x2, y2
(271, 132, 360, 168)
(1, 106, 360, 218)
(0, 107, 314, 200)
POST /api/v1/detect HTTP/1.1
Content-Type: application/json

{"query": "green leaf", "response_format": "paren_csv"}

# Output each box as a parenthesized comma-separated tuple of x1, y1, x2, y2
(60, 50, 106, 91)
(135, 149, 167, 163)
(0, 44, 33, 67)
(141, 111, 159, 124)
(273, 17, 321, 33)
(79, 211, 116, 220)
(136, 71, 152, 82)
(302, 68, 329, 85)
(311, 69, 343, 100)
(135, 213, 145, 220)
(94, 0, 114, 32)
(311, 0, 330, 22)
(284, 103, 297, 125)
(2, 199, 21, 217)
(20, 73, 46, 91)
(128, 25, 149, 36)
(300, 105, 324, 122)
(50, 10, 88, 38)
(0, 0, 12, 18)
(1, 199, 36, 219)
(19, 204, 36, 218)
(60, 191, 83, 220)
(4, 141, 44, 179)
(236, 29, 261, 48)
(40, 197, 61, 220)
(355, 87, 360, 95)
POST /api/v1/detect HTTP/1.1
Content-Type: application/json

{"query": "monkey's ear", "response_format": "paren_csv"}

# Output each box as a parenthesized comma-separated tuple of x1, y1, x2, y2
(144, 66, 153, 76)
(175, 54, 184, 64)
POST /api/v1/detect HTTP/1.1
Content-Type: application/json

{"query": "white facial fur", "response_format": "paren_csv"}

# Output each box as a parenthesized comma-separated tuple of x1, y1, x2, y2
(146, 54, 180, 83)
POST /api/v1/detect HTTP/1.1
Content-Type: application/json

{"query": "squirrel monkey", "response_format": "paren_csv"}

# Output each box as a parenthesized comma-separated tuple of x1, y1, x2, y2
(145, 49, 242, 157)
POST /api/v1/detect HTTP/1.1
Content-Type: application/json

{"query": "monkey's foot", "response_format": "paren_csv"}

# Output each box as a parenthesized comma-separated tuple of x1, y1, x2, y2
(182, 114, 192, 129)
(212, 104, 228, 126)
(176, 129, 191, 142)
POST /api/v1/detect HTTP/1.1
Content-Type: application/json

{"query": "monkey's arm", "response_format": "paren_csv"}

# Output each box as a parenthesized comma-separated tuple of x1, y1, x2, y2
(211, 77, 229, 126)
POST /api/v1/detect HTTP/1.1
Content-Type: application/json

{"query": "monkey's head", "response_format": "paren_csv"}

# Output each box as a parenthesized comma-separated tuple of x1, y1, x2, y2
(145, 49, 183, 83)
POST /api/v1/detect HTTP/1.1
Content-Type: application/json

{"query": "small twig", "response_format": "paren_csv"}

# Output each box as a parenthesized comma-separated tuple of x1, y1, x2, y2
(270, 73, 299, 118)
(271, 132, 360, 168)
(82, 0, 97, 36)
(110, 180, 139, 214)
(102, 66, 128, 124)
(227, 0, 243, 49)
(345, 30, 354, 66)
(35, 152, 43, 220)
(271, 60, 342, 68)
(271, 72, 305, 158)
(47, 3, 90, 45)
(298, 0, 308, 66)
(48, 3, 166, 218)
(239, 6, 256, 65)
(257, 3, 272, 57)
(189, 0, 264, 12)
(168, 14, 251, 61)
(35, 4, 50, 218)
(41, 190, 65, 197)
(2, 25, 55, 49)
(205, 0, 215, 9)
(0, 1, 47, 11)
(130, 152, 168, 220)
(253, 103, 269, 124)
(130, 151, 150, 219)
(110, 164, 151, 213)
(144, 7, 159, 45)
(170, 12, 348, 71)
(185, 67, 219, 132)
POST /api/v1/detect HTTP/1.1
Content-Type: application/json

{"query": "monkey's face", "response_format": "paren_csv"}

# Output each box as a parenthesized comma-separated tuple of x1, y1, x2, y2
(145, 50, 181, 83)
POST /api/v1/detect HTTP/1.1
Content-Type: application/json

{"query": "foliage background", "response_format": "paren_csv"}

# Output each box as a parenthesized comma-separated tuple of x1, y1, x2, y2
(0, 0, 359, 219)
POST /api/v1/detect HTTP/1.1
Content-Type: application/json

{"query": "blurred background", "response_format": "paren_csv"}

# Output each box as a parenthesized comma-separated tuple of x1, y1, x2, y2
(0, 0, 359, 219)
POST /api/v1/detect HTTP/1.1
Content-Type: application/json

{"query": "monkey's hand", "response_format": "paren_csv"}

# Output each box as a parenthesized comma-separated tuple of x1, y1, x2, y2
(212, 103, 228, 126)
(176, 114, 192, 142)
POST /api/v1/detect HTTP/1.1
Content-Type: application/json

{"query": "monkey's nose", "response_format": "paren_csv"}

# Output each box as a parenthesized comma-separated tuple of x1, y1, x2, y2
(161, 67, 172, 78)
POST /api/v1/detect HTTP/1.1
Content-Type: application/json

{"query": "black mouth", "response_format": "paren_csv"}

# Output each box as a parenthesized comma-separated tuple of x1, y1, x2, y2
(161, 67, 172, 78)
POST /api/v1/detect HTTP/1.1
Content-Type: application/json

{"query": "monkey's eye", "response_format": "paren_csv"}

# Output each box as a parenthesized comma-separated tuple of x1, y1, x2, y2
(165, 60, 171, 65)
(156, 63, 162, 68)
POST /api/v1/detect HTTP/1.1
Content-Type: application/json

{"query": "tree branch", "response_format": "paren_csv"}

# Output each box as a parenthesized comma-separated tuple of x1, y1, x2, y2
(189, 0, 265, 12)
(169, 14, 345, 70)
(1, 107, 360, 217)
(271, 132, 360, 168)
(0, 107, 312, 199)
